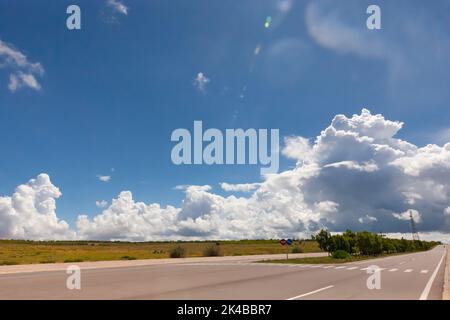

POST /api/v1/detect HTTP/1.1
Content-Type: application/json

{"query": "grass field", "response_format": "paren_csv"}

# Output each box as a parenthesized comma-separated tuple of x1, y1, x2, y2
(0, 239, 321, 265)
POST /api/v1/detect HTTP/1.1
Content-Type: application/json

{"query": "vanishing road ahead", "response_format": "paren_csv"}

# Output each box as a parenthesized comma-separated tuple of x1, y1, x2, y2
(0, 246, 446, 300)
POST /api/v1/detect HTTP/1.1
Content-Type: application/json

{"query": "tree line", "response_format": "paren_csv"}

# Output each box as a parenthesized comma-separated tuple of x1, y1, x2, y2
(312, 229, 440, 256)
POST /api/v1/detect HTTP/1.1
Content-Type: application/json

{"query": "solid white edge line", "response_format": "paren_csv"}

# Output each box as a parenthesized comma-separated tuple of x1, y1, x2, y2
(287, 285, 335, 300)
(419, 250, 446, 300)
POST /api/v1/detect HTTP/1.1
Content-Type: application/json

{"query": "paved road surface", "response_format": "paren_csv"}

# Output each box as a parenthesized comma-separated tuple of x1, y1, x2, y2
(0, 246, 446, 300)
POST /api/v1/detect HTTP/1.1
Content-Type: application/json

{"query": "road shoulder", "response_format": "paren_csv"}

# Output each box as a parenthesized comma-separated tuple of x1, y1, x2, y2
(0, 252, 327, 275)
(443, 246, 450, 300)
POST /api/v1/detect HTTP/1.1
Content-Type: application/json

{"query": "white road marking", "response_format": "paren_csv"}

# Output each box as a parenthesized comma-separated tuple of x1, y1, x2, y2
(335, 266, 347, 269)
(404, 269, 413, 273)
(388, 268, 398, 272)
(323, 266, 334, 269)
(420, 270, 429, 274)
(287, 285, 335, 300)
(420, 250, 446, 300)
(361, 267, 386, 271)
(346, 267, 358, 270)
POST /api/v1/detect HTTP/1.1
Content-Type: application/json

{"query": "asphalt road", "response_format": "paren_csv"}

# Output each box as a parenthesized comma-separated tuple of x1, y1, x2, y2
(0, 246, 446, 300)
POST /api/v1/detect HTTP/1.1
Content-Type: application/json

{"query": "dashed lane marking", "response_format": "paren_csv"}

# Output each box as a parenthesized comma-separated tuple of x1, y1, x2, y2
(404, 269, 413, 273)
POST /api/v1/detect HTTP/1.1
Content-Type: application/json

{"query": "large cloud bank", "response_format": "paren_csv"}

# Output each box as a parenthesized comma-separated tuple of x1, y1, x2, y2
(1, 109, 450, 241)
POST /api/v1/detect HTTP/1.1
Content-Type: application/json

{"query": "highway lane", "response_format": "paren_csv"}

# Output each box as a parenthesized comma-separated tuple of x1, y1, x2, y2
(0, 246, 446, 300)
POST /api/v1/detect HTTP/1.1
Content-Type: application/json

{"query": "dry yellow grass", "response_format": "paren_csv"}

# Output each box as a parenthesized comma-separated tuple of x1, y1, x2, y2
(0, 240, 321, 265)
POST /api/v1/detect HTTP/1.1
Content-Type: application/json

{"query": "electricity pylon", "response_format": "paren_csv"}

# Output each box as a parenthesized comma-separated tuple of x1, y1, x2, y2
(409, 210, 420, 241)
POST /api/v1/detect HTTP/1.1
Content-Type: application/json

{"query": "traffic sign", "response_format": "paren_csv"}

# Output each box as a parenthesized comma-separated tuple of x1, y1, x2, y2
(286, 239, 293, 246)
(280, 239, 286, 246)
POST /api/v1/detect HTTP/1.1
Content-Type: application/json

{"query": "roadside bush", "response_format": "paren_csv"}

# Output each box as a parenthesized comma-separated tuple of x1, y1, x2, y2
(203, 244, 221, 257)
(291, 246, 303, 253)
(331, 250, 351, 259)
(39, 259, 56, 264)
(64, 258, 84, 263)
(313, 229, 332, 253)
(170, 246, 186, 258)
(313, 228, 439, 258)
(120, 256, 137, 260)
(0, 261, 18, 265)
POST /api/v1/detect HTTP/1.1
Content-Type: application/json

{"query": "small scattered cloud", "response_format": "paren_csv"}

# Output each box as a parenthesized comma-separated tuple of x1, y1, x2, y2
(193, 72, 210, 93)
(445, 207, 450, 216)
(8, 72, 41, 92)
(96, 200, 108, 208)
(0, 39, 44, 92)
(220, 182, 261, 193)
(97, 175, 111, 183)
(402, 191, 422, 206)
(358, 215, 378, 224)
(277, 0, 293, 13)
(175, 185, 212, 192)
(107, 0, 128, 15)
(393, 209, 422, 224)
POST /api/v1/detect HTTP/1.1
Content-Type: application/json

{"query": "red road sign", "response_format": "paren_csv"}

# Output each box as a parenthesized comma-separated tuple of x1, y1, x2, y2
(280, 239, 286, 246)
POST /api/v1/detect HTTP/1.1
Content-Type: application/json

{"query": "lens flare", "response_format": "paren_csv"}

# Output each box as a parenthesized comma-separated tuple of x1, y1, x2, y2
(264, 16, 272, 28)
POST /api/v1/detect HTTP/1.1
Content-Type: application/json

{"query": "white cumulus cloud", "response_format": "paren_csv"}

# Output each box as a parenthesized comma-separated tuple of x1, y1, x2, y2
(0, 174, 73, 240)
(2, 109, 450, 241)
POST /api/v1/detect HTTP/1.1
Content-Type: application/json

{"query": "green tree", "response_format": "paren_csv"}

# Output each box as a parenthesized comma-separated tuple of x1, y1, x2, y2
(314, 229, 332, 254)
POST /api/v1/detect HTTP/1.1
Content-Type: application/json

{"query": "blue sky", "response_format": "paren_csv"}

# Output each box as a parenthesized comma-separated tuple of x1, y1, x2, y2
(1, 0, 450, 240)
